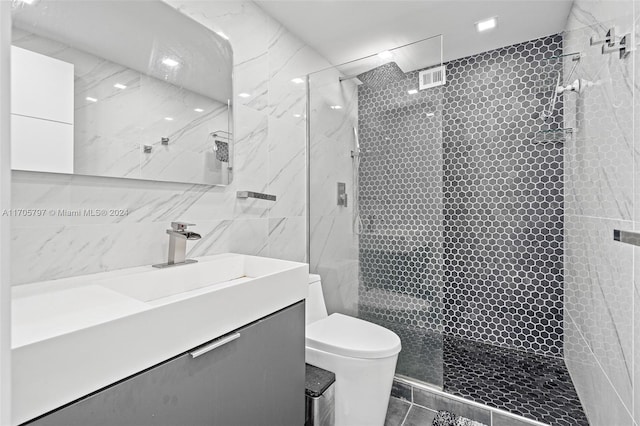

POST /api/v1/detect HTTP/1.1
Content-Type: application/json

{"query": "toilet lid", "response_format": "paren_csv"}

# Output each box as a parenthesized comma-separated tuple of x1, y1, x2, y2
(306, 313, 402, 359)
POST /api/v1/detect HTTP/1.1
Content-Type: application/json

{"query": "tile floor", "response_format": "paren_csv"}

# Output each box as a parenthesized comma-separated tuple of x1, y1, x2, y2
(385, 397, 436, 426)
(367, 317, 589, 425)
(443, 336, 588, 425)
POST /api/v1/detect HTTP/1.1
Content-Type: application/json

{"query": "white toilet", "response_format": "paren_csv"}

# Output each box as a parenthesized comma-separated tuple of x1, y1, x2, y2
(305, 274, 401, 426)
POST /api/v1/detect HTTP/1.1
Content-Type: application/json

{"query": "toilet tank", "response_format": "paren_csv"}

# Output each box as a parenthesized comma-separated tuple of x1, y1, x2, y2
(306, 274, 328, 325)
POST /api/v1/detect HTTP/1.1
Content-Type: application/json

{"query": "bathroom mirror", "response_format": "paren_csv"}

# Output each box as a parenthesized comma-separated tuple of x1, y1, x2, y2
(10, 0, 233, 185)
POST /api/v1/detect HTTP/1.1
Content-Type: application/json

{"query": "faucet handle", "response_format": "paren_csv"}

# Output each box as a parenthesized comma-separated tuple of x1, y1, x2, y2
(171, 221, 196, 231)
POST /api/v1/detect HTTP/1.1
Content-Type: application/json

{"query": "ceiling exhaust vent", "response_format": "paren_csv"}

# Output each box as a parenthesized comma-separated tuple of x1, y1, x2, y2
(419, 65, 446, 90)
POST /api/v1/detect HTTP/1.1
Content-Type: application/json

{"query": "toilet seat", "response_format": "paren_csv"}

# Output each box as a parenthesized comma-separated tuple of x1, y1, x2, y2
(306, 313, 401, 359)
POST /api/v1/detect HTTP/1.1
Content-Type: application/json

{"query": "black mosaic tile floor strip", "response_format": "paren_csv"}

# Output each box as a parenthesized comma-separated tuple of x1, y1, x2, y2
(443, 335, 588, 426)
(364, 316, 588, 425)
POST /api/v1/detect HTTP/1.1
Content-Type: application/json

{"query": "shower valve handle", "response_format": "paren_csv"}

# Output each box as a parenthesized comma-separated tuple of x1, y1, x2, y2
(337, 182, 348, 207)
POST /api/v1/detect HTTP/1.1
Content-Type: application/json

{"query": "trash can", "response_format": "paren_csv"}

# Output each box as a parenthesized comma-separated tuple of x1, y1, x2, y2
(305, 363, 335, 426)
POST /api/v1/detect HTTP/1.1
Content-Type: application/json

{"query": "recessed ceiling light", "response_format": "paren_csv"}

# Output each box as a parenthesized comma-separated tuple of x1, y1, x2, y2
(85, 97, 98, 102)
(194, 108, 204, 112)
(378, 50, 393, 60)
(164, 117, 174, 121)
(330, 105, 342, 110)
(162, 57, 180, 67)
(238, 93, 251, 98)
(476, 17, 497, 32)
(291, 77, 305, 84)
(293, 113, 302, 118)
(216, 31, 229, 40)
(408, 89, 418, 95)
(113, 83, 127, 90)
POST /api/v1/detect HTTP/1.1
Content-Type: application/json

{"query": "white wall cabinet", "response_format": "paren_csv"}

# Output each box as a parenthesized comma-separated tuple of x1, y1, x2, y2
(10, 46, 74, 173)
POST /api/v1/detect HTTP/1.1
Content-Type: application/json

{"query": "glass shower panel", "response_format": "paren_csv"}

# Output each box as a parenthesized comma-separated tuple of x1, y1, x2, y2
(308, 35, 445, 388)
(308, 64, 360, 318)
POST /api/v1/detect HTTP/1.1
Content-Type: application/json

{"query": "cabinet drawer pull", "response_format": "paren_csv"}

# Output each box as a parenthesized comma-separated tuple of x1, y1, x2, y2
(189, 333, 241, 358)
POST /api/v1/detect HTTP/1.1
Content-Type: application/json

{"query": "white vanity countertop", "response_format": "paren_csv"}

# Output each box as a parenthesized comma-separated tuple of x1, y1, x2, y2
(11, 253, 308, 425)
(13, 285, 149, 348)
(11, 253, 243, 348)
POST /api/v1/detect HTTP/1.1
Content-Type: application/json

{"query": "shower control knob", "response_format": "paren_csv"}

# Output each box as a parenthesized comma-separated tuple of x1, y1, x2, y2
(337, 182, 348, 207)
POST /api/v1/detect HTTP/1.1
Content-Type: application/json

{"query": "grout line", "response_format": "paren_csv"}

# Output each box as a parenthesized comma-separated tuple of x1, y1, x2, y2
(398, 383, 414, 426)
(399, 401, 412, 426)
(632, 247, 637, 426)
(10, 112, 72, 126)
(410, 399, 443, 413)
(565, 311, 636, 422)
(631, 6, 637, 425)
(565, 213, 635, 223)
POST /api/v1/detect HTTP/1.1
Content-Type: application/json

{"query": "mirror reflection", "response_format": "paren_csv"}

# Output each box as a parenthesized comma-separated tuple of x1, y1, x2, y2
(10, 0, 233, 185)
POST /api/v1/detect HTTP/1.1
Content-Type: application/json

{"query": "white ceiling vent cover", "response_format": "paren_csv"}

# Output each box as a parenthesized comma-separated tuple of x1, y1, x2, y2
(419, 65, 446, 90)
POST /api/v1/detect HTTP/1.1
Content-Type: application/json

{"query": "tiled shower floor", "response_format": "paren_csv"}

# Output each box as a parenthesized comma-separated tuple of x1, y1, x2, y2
(364, 317, 589, 425)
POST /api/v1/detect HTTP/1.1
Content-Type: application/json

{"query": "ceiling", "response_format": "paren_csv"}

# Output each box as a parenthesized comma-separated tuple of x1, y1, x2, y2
(254, 0, 573, 68)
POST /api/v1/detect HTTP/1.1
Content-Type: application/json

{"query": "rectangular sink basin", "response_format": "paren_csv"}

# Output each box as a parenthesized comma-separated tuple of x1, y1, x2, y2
(96, 254, 252, 302)
(12, 253, 308, 425)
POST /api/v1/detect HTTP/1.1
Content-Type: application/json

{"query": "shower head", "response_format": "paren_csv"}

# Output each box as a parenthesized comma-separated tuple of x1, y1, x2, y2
(355, 62, 406, 90)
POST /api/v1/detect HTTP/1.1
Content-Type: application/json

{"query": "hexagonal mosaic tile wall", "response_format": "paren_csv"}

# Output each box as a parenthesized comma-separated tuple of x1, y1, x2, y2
(358, 35, 564, 357)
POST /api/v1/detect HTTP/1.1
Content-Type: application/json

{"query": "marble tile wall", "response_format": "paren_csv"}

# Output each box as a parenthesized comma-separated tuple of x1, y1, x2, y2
(10, 0, 331, 285)
(308, 66, 360, 316)
(563, 0, 638, 424)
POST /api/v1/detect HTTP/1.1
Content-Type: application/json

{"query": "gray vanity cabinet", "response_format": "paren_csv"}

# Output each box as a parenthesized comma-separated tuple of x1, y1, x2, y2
(26, 302, 305, 426)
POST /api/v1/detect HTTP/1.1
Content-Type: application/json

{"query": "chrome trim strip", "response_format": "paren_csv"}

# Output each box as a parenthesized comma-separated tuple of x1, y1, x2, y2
(236, 191, 276, 201)
(613, 229, 640, 247)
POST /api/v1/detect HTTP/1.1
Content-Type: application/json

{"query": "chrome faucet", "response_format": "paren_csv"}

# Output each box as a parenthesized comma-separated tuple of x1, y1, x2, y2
(153, 222, 202, 268)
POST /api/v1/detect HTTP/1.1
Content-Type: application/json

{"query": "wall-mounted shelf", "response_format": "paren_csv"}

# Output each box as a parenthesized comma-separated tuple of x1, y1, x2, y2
(542, 52, 581, 63)
(534, 52, 581, 93)
(534, 128, 573, 144)
(211, 130, 231, 140)
(237, 191, 277, 202)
